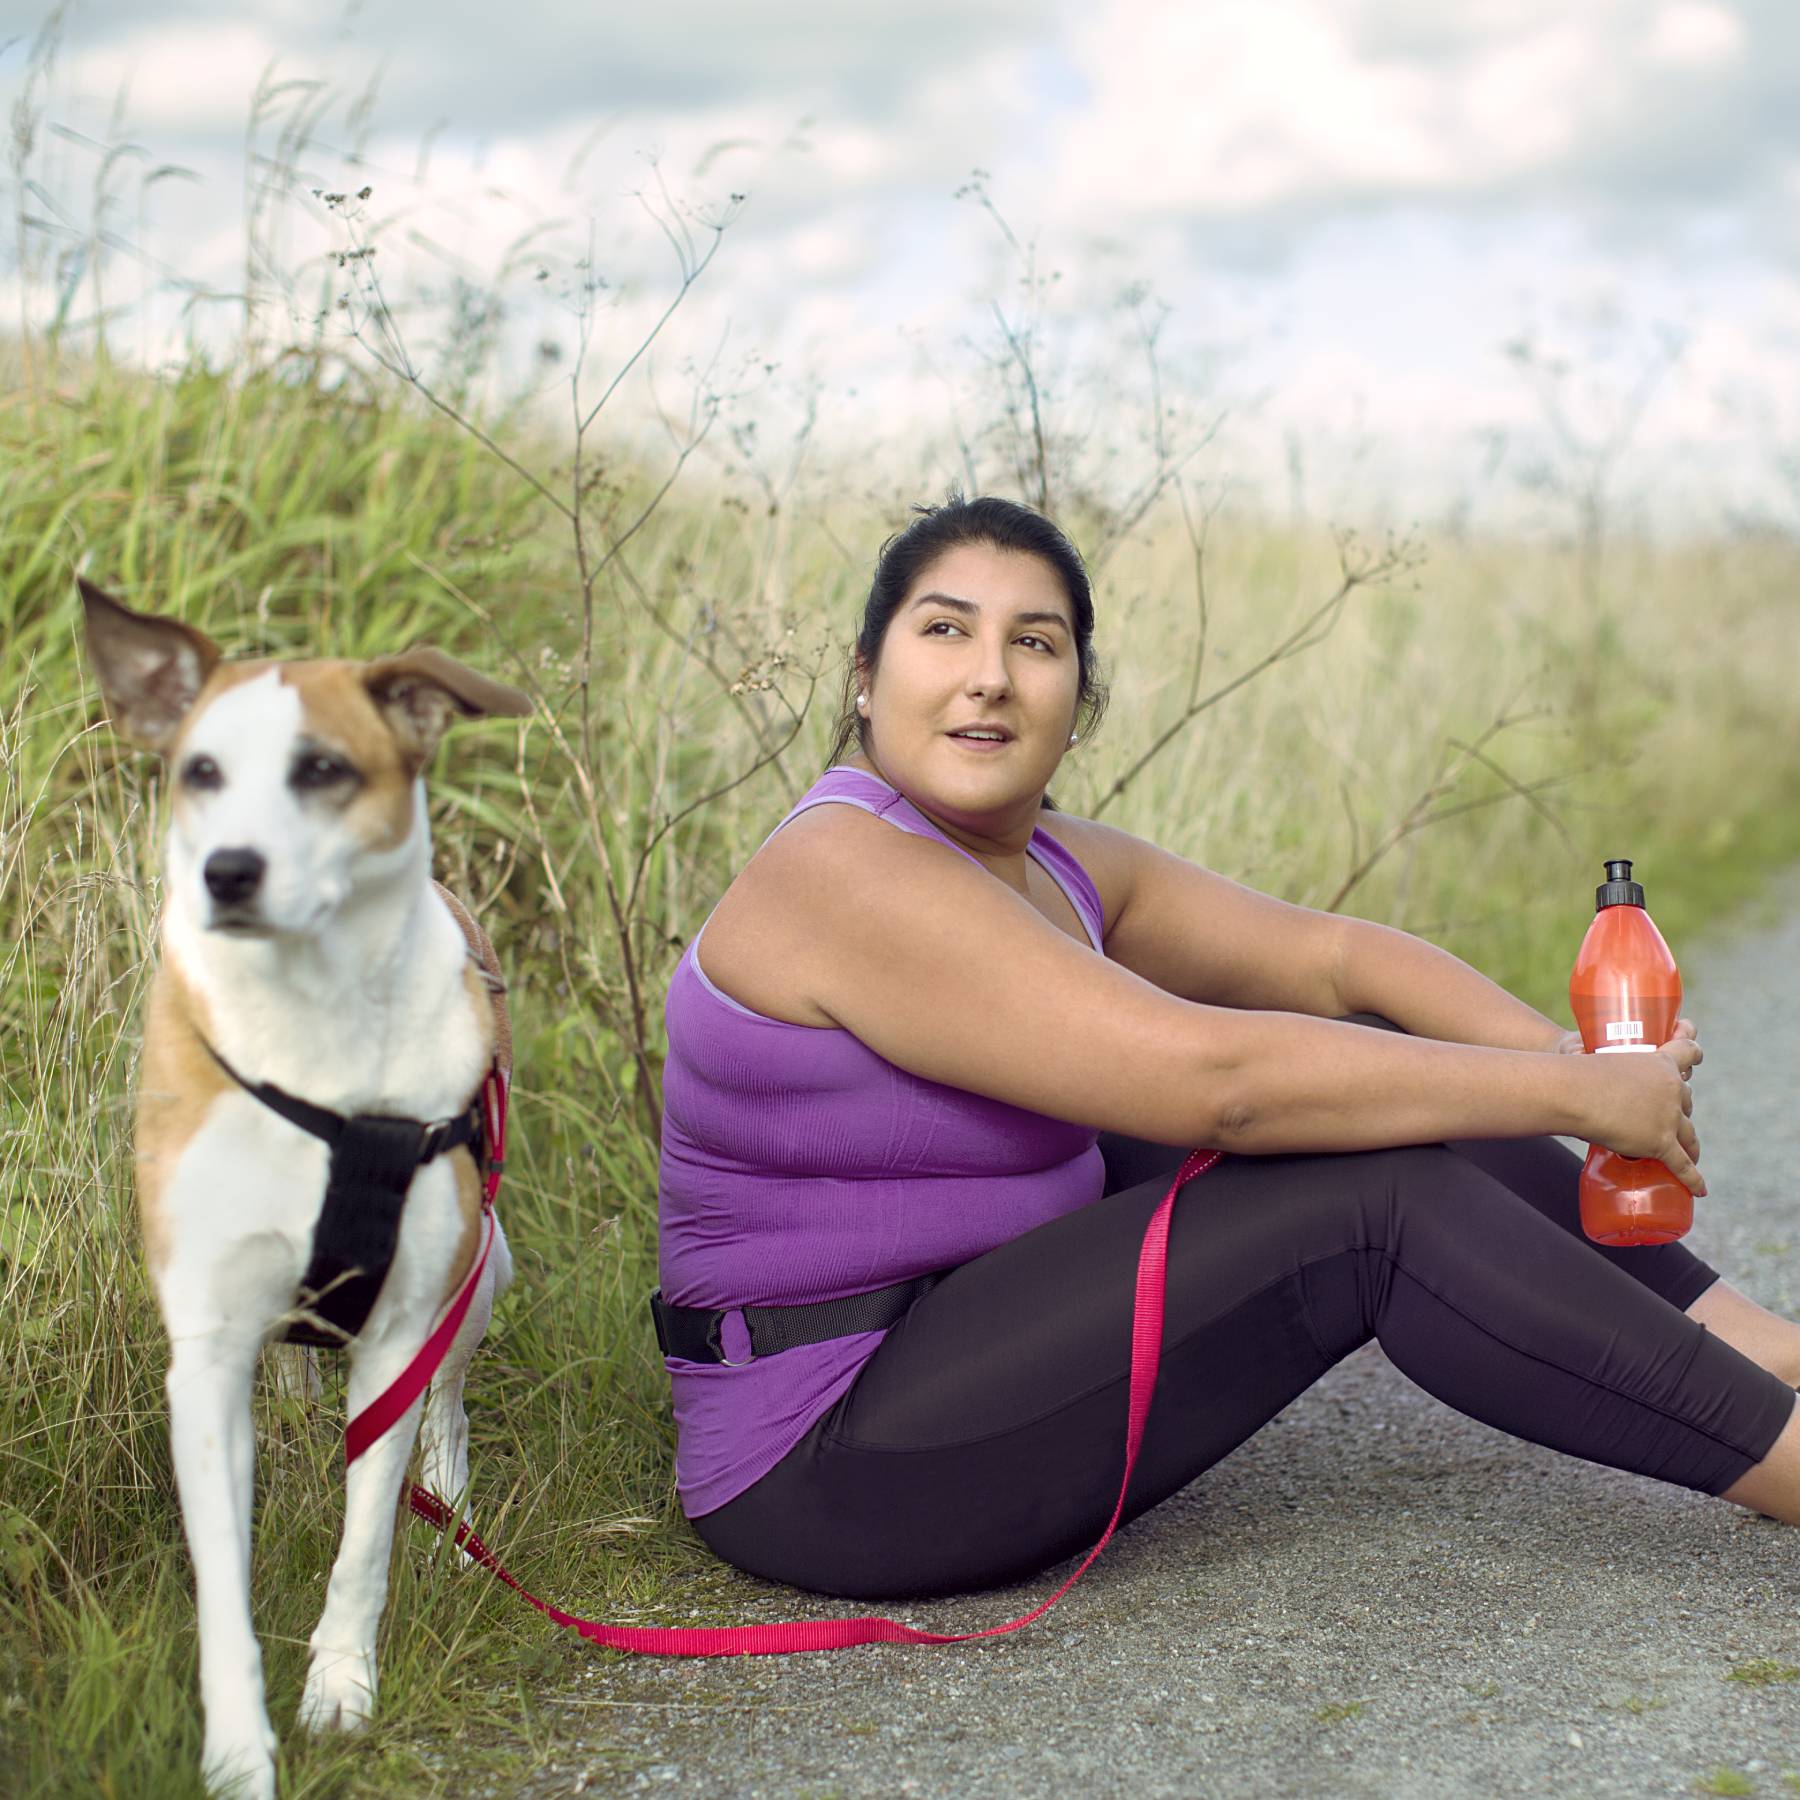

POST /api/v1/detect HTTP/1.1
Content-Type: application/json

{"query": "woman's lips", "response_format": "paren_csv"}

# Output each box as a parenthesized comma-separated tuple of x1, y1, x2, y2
(947, 733, 1013, 752)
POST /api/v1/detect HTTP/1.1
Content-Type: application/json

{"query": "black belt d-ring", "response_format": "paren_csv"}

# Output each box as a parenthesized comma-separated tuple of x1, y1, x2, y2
(649, 1271, 946, 1367)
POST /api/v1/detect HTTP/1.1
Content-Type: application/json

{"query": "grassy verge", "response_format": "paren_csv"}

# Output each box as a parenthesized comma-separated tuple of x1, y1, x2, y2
(3, 336, 1799, 1799)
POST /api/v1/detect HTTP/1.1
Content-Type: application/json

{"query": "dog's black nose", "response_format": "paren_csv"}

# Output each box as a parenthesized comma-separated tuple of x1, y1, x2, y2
(203, 848, 266, 905)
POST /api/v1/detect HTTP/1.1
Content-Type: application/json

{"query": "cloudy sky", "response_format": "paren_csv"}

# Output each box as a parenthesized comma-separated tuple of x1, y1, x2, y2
(8, 0, 1800, 527)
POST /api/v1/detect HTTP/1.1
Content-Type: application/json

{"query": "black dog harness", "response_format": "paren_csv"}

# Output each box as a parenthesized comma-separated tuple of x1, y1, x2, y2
(205, 1042, 486, 1347)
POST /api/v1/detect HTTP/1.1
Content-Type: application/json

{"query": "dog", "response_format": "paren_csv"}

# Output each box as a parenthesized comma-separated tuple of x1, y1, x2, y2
(80, 578, 530, 1799)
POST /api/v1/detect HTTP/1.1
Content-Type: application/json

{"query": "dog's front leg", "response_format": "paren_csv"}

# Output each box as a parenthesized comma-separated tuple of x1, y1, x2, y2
(419, 1216, 511, 1517)
(167, 1331, 278, 1800)
(297, 1341, 424, 1734)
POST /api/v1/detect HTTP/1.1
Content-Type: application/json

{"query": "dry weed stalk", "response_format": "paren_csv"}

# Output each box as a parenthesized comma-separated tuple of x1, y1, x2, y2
(1325, 684, 1592, 914)
(1503, 318, 1684, 718)
(322, 171, 793, 1138)
(1091, 496, 1421, 821)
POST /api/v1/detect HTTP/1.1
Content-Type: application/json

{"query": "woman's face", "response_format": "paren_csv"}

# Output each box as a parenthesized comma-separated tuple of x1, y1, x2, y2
(858, 541, 1081, 831)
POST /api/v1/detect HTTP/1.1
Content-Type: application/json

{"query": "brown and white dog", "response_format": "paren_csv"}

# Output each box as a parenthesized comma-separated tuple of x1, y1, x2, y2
(80, 579, 529, 1800)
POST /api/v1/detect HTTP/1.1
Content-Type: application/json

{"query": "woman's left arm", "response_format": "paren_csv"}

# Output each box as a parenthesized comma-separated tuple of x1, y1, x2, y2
(1063, 815, 1695, 1056)
(1337, 916, 1697, 1056)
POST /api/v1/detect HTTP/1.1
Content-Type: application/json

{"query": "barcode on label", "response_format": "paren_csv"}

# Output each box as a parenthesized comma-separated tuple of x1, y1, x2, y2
(1605, 1020, 1646, 1042)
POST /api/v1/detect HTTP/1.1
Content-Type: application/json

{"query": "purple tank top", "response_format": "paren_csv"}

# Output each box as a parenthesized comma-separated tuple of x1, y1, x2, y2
(657, 765, 1109, 1517)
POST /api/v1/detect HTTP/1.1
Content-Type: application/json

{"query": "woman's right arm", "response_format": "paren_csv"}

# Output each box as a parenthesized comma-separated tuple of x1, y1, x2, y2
(770, 806, 1703, 1191)
(1175, 1004, 1703, 1193)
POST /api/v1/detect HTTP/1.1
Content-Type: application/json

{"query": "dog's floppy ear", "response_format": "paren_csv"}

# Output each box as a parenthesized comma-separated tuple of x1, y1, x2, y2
(363, 645, 531, 771)
(79, 578, 223, 753)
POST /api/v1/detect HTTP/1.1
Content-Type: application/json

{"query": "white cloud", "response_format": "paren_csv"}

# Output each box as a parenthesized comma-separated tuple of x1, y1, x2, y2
(1047, 0, 1784, 236)
(1052, 2, 1449, 217)
(13, 0, 1800, 530)
(57, 20, 297, 135)
(1455, 22, 1597, 173)
(1645, 2, 1748, 67)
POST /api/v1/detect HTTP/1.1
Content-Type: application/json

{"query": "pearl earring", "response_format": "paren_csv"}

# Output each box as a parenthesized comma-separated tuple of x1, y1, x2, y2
(857, 694, 868, 711)
(1069, 731, 1079, 744)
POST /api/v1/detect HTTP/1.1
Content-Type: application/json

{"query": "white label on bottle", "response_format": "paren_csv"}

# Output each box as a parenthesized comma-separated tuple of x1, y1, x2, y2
(1595, 1044, 1657, 1054)
(1605, 1020, 1646, 1043)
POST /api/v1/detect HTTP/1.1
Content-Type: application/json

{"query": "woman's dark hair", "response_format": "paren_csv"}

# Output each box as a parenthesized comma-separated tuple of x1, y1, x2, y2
(825, 494, 1109, 808)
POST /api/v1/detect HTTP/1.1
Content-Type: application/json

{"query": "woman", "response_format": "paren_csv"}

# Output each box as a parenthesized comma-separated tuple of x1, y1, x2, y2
(654, 494, 1800, 1601)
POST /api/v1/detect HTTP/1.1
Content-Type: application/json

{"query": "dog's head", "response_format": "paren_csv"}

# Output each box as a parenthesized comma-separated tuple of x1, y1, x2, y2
(80, 579, 531, 939)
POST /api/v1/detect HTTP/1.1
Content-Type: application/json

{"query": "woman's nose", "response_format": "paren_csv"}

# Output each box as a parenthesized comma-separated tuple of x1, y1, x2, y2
(968, 654, 1012, 699)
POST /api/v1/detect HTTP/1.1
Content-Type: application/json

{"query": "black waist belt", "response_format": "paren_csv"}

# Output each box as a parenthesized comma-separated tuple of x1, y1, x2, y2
(650, 1271, 946, 1366)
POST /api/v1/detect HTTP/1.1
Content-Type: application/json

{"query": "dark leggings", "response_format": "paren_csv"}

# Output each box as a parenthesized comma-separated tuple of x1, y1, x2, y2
(693, 1015, 1797, 1601)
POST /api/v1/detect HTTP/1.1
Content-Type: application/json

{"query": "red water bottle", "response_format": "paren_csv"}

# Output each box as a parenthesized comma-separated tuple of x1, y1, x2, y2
(1568, 858, 1689, 1245)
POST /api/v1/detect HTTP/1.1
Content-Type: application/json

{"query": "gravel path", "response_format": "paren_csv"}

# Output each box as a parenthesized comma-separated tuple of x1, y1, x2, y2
(532, 868, 1800, 1799)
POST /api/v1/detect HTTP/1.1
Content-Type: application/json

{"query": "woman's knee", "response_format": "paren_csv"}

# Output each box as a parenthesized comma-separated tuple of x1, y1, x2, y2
(1342, 1141, 1502, 1250)
(1273, 1146, 1471, 1356)
(1202, 1143, 1475, 1287)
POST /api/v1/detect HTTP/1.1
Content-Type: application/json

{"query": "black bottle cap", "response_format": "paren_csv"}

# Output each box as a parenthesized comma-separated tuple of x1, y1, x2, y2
(1596, 857, 1646, 911)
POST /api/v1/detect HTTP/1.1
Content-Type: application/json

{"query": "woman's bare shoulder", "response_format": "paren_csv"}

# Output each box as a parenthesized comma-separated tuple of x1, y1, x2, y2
(694, 802, 888, 1029)
(1031, 807, 1142, 943)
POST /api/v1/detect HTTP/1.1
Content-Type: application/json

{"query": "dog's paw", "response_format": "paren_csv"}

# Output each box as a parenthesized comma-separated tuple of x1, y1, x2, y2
(201, 1729, 278, 1800)
(297, 1645, 378, 1733)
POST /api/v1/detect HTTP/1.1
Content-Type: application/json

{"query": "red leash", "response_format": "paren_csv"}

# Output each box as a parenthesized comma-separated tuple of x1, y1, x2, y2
(345, 1067, 508, 1466)
(349, 1079, 1222, 1656)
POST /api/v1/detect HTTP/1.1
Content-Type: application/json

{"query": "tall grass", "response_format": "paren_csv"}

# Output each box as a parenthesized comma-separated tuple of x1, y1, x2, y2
(5, 62, 1800, 1800)
(6, 337, 1800, 1795)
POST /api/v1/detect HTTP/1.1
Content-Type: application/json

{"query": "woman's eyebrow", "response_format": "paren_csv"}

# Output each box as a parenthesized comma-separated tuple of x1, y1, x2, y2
(908, 590, 1070, 630)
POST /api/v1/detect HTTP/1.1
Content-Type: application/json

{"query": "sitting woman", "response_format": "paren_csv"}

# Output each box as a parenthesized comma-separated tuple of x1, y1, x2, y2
(652, 493, 1800, 1601)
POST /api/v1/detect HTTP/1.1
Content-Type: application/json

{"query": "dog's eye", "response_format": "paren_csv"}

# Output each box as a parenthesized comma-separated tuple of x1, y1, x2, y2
(180, 754, 223, 791)
(291, 751, 358, 792)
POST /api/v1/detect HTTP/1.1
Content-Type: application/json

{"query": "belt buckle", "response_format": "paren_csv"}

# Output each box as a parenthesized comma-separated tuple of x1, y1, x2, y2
(709, 1307, 755, 1368)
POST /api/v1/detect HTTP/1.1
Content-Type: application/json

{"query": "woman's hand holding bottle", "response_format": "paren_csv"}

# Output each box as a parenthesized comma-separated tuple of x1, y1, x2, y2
(1548, 1016, 1698, 1058)
(1573, 1024, 1706, 1198)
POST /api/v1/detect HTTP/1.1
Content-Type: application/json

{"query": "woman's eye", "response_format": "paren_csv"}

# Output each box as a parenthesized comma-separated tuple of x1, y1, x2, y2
(925, 621, 1053, 650)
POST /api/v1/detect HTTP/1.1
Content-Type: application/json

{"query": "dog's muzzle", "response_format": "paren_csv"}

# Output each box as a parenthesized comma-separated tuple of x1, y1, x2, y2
(204, 846, 266, 903)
